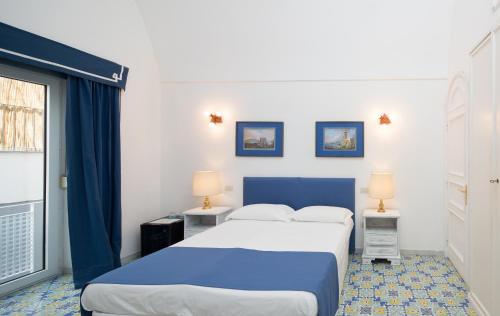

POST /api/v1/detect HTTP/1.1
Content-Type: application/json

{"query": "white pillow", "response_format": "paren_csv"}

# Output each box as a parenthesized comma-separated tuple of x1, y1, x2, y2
(292, 206, 353, 224)
(226, 204, 294, 222)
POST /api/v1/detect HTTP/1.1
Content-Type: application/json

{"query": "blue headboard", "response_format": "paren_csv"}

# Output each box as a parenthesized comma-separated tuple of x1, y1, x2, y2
(243, 177, 356, 254)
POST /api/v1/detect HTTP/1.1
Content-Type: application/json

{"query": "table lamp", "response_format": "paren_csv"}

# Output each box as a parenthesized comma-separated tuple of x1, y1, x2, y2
(368, 171, 394, 212)
(192, 171, 222, 209)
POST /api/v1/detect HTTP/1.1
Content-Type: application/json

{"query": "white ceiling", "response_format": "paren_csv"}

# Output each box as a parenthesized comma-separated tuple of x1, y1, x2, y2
(135, 0, 453, 82)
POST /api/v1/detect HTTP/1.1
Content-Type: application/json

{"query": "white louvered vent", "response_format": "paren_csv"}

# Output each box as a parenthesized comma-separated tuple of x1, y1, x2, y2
(0, 205, 34, 282)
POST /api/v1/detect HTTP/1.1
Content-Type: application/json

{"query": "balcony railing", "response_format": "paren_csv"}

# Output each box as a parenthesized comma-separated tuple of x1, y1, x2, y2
(0, 200, 43, 284)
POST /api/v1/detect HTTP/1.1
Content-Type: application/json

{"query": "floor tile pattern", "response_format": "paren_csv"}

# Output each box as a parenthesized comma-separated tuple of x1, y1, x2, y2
(0, 275, 80, 316)
(336, 255, 476, 316)
(0, 255, 476, 315)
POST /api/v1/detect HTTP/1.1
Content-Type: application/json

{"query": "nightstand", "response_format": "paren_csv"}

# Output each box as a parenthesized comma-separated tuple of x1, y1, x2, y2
(140, 217, 184, 257)
(183, 206, 232, 238)
(362, 209, 401, 265)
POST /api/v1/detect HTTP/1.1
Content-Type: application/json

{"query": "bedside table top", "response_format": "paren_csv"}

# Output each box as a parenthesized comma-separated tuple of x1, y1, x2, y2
(183, 206, 232, 216)
(363, 209, 400, 218)
(146, 218, 183, 225)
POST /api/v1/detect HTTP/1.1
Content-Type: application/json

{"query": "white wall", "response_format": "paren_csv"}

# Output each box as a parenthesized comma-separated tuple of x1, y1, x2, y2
(162, 80, 447, 252)
(449, 0, 497, 77)
(0, 0, 163, 265)
(0, 153, 43, 203)
(136, 0, 453, 252)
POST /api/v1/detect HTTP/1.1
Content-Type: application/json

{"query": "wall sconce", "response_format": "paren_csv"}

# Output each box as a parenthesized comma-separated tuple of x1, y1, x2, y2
(379, 113, 391, 125)
(208, 112, 223, 128)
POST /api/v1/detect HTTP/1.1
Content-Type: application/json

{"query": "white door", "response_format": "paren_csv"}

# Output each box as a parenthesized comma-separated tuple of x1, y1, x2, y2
(469, 35, 494, 315)
(445, 73, 469, 280)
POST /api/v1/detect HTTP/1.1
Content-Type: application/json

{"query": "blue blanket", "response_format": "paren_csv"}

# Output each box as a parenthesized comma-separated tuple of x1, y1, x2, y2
(81, 247, 339, 316)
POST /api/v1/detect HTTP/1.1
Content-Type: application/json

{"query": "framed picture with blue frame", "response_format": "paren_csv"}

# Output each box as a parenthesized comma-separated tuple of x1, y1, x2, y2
(236, 121, 284, 157)
(315, 121, 364, 157)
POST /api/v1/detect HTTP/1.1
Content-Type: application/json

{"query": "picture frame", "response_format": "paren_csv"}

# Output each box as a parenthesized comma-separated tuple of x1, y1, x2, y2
(315, 121, 364, 157)
(236, 121, 284, 157)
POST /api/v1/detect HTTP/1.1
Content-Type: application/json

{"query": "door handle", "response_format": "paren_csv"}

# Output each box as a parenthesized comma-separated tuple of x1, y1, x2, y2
(458, 185, 467, 205)
(490, 179, 499, 184)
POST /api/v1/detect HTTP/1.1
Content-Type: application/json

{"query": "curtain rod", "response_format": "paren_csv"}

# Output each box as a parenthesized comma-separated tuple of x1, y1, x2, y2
(0, 48, 124, 84)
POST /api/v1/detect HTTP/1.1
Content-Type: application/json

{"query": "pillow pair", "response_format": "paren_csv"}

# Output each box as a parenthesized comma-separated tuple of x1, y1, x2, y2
(226, 203, 353, 224)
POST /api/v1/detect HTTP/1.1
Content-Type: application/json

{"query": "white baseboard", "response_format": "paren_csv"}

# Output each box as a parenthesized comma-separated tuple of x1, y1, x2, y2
(62, 252, 141, 274)
(468, 292, 490, 316)
(62, 266, 72, 274)
(354, 248, 444, 256)
(400, 249, 445, 256)
(121, 252, 141, 265)
(66, 249, 445, 273)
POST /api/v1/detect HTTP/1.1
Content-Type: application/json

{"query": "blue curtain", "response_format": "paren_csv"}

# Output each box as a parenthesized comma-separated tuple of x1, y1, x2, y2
(66, 76, 122, 289)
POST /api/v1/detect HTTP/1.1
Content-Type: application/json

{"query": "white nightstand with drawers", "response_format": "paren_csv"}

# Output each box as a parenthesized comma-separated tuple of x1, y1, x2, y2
(362, 209, 401, 265)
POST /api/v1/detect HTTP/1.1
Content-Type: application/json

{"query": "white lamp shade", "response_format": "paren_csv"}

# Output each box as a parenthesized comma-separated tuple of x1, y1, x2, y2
(192, 171, 222, 197)
(368, 172, 394, 199)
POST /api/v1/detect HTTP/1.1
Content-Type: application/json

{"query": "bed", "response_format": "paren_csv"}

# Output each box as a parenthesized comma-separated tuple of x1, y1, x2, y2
(81, 177, 355, 316)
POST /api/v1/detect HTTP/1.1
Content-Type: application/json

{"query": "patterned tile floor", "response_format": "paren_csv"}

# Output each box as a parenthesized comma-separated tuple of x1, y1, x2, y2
(337, 255, 476, 316)
(0, 255, 475, 316)
(0, 275, 80, 316)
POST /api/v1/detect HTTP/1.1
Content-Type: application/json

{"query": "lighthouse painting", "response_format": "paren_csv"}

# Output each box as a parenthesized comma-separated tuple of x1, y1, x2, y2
(323, 127, 357, 151)
(316, 121, 364, 157)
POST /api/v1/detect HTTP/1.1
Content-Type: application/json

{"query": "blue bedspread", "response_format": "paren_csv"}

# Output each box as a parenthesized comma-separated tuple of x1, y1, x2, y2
(81, 247, 339, 316)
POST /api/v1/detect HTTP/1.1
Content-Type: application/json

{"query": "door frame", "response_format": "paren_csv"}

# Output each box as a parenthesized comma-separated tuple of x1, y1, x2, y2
(0, 61, 65, 296)
(492, 22, 500, 316)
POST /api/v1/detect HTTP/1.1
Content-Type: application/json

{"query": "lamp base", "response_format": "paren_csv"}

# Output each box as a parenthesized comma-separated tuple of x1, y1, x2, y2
(377, 199, 386, 212)
(202, 196, 212, 209)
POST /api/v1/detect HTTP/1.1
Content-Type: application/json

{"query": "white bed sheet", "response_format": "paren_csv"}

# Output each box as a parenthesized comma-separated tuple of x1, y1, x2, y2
(82, 219, 353, 316)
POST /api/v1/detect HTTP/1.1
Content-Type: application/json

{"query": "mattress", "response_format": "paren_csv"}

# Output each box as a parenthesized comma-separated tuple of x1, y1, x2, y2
(82, 218, 353, 316)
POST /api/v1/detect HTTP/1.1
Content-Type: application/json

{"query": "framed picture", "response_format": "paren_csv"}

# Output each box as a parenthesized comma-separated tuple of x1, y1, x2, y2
(315, 121, 364, 157)
(236, 121, 284, 157)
